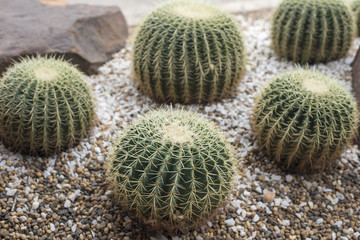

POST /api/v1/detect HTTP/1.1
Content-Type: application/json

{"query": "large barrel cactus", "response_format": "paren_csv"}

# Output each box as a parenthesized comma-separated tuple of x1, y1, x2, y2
(351, 0, 360, 35)
(252, 69, 359, 173)
(271, 0, 355, 64)
(132, 0, 246, 104)
(108, 109, 234, 230)
(0, 56, 95, 156)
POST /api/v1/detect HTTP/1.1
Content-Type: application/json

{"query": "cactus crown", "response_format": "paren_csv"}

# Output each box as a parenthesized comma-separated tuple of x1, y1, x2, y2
(252, 69, 359, 173)
(0, 56, 95, 156)
(132, 0, 246, 103)
(271, 0, 354, 64)
(108, 109, 235, 231)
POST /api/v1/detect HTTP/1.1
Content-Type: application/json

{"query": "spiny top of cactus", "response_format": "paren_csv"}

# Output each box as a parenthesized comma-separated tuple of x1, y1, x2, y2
(157, 0, 222, 20)
(108, 108, 235, 231)
(4, 56, 82, 84)
(0, 56, 95, 156)
(274, 69, 344, 96)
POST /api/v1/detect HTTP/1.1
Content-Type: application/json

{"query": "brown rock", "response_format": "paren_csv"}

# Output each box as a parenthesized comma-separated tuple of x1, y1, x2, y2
(352, 48, 360, 141)
(263, 191, 275, 203)
(0, 0, 128, 76)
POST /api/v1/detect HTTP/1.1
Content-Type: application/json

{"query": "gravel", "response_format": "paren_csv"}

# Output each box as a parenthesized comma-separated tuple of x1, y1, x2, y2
(1, 11, 360, 240)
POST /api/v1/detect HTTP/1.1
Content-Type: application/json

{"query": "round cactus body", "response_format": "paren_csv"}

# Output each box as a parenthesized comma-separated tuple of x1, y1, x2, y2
(108, 109, 234, 230)
(0, 56, 95, 156)
(271, 0, 354, 64)
(252, 69, 359, 173)
(132, 0, 246, 104)
(351, 0, 360, 35)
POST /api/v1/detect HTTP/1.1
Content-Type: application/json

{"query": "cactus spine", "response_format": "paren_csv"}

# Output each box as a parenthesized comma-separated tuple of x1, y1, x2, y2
(0, 56, 95, 156)
(271, 0, 355, 64)
(252, 69, 359, 173)
(108, 109, 234, 230)
(132, 0, 246, 103)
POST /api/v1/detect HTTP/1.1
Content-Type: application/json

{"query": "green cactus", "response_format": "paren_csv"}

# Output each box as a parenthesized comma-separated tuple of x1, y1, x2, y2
(132, 0, 246, 104)
(107, 109, 234, 231)
(351, 0, 360, 35)
(0, 56, 95, 156)
(252, 69, 359, 173)
(271, 0, 355, 64)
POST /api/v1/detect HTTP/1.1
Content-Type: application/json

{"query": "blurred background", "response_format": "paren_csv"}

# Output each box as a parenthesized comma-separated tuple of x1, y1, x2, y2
(65, 0, 281, 26)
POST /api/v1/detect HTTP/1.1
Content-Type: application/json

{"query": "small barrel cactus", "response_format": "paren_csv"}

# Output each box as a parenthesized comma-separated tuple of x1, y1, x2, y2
(132, 0, 246, 104)
(0, 56, 95, 156)
(271, 0, 354, 64)
(107, 109, 234, 231)
(252, 69, 359, 173)
(351, 0, 360, 35)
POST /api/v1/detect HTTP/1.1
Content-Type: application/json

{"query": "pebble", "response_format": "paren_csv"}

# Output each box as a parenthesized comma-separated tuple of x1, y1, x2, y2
(6, 188, 17, 196)
(64, 200, 72, 208)
(263, 191, 275, 203)
(316, 218, 323, 224)
(224, 218, 235, 227)
(50, 223, 56, 232)
(32, 201, 39, 210)
(253, 214, 260, 223)
(285, 175, 293, 182)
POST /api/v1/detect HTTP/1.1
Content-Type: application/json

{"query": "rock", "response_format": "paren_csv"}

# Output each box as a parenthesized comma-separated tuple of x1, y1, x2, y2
(32, 201, 40, 210)
(0, 0, 128, 76)
(263, 191, 275, 203)
(352, 48, 360, 140)
(50, 223, 56, 232)
(316, 218, 323, 224)
(253, 214, 260, 223)
(6, 189, 17, 196)
(224, 218, 235, 227)
(64, 200, 72, 208)
(285, 175, 293, 182)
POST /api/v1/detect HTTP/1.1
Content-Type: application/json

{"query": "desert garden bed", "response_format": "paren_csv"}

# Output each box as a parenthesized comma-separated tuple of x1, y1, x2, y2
(1, 10, 360, 240)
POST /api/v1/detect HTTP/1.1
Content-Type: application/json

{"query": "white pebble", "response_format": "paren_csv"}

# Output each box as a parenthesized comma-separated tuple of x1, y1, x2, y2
(285, 175, 293, 182)
(334, 221, 343, 227)
(316, 218, 323, 224)
(94, 147, 101, 153)
(71, 224, 77, 233)
(271, 175, 282, 181)
(280, 220, 290, 226)
(32, 201, 39, 210)
(224, 218, 235, 227)
(20, 216, 27, 222)
(6, 189, 17, 196)
(253, 214, 260, 223)
(336, 193, 345, 200)
(64, 200, 72, 208)
(50, 223, 56, 232)
(347, 228, 354, 234)
(207, 221, 212, 228)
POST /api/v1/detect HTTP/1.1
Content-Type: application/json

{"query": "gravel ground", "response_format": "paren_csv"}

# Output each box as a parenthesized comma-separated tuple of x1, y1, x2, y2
(1, 12, 360, 240)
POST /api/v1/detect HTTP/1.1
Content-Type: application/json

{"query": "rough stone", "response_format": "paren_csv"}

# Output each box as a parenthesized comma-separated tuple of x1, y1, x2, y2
(0, 0, 128, 76)
(263, 191, 275, 203)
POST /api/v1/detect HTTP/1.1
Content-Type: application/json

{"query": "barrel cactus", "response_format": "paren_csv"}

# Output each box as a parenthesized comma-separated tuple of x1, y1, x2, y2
(252, 69, 359, 173)
(107, 109, 234, 230)
(351, 0, 360, 35)
(132, 0, 246, 104)
(0, 56, 95, 156)
(271, 0, 355, 64)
